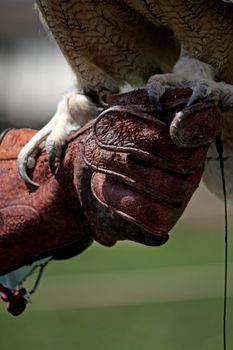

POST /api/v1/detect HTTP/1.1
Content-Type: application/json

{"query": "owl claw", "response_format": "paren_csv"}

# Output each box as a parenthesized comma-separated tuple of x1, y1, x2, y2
(147, 73, 233, 112)
(187, 80, 211, 106)
(17, 93, 98, 186)
(146, 78, 165, 112)
(46, 140, 63, 175)
(147, 74, 212, 109)
(17, 128, 51, 188)
(17, 153, 40, 188)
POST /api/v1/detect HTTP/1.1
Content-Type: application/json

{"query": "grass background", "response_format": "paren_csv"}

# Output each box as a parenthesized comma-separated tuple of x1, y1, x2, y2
(0, 218, 232, 350)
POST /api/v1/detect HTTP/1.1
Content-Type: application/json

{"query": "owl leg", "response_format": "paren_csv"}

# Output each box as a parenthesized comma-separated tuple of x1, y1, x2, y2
(17, 92, 98, 187)
(147, 64, 233, 147)
(147, 48, 233, 202)
(147, 74, 233, 112)
(147, 49, 233, 112)
(147, 73, 213, 110)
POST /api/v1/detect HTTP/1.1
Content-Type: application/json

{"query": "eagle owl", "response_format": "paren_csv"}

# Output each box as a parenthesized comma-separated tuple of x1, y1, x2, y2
(18, 0, 233, 201)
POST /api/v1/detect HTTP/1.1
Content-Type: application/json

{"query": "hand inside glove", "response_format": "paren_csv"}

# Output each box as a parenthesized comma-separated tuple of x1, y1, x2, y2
(0, 88, 222, 277)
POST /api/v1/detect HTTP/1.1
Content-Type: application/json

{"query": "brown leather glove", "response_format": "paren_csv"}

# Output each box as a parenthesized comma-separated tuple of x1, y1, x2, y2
(0, 89, 222, 277)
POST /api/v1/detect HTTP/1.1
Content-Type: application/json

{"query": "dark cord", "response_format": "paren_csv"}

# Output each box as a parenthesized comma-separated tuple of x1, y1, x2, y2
(29, 262, 48, 295)
(215, 134, 228, 350)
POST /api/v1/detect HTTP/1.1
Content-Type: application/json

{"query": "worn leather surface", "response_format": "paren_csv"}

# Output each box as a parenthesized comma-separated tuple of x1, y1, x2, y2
(0, 88, 222, 275)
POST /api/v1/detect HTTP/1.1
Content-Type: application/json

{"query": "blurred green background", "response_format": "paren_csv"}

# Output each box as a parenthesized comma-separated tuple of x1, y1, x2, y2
(0, 218, 232, 350)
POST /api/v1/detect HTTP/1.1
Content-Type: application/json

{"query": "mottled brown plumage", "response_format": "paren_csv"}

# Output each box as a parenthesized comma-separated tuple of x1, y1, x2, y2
(18, 0, 233, 200)
(37, 0, 233, 89)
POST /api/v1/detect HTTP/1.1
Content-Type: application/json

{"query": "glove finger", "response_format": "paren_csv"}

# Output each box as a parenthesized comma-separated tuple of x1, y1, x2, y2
(91, 172, 188, 245)
(93, 106, 211, 173)
(83, 136, 203, 202)
(170, 102, 223, 148)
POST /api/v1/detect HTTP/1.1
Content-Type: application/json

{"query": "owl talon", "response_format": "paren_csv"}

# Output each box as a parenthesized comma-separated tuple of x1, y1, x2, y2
(147, 73, 214, 110)
(17, 93, 98, 186)
(147, 72, 233, 115)
(146, 78, 166, 111)
(46, 140, 63, 175)
(17, 153, 40, 188)
(187, 80, 211, 106)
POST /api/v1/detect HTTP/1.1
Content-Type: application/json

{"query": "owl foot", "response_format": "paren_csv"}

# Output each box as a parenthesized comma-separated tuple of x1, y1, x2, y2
(147, 73, 233, 112)
(147, 74, 208, 111)
(147, 73, 233, 148)
(17, 93, 98, 187)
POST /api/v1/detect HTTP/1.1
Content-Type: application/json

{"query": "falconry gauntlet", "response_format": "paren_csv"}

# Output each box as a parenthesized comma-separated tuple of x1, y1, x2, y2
(0, 88, 222, 314)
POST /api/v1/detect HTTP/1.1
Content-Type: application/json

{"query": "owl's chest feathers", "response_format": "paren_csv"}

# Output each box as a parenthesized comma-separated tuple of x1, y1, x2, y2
(53, 2, 179, 90)
(41, 0, 233, 88)
(90, 28, 178, 83)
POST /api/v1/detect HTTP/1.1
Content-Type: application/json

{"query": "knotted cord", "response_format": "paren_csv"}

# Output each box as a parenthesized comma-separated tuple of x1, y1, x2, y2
(215, 134, 228, 350)
(0, 262, 48, 316)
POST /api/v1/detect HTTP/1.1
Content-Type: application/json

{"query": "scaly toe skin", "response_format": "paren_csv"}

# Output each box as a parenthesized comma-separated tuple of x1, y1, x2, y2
(199, 81, 233, 111)
(18, 154, 40, 188)
(45, 139, 65, 175)
(17, 124, 54, 187)
(146, 73, 186, 110)
(187, 80, 212, 106)
(147, 77, 167, 111)
(146, 74, 213, 111)
(44, 116, 82, 174)
(217, 82, 233, 111)
(17, 92, 98, 186)
(147, 74, 233, 112)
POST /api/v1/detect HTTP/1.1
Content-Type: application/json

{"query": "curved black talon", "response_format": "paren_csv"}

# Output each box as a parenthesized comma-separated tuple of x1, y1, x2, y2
(147, 76, 215, 113)
(17, 156, 40, 188)
(46, 140, 62, 175)
(187, 80, 211, 107)
(48, 153, 57, 176)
